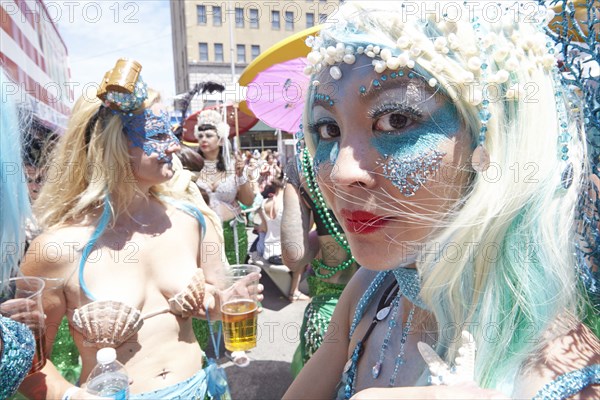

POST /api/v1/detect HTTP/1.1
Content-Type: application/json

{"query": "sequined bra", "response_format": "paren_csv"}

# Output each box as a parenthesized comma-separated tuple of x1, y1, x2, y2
(72, 268, 206, 348)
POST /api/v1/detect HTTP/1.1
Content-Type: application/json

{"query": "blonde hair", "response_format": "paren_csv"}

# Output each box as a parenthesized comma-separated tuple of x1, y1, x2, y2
(35, 90, 222, 239)
(305, 1, 588, 391)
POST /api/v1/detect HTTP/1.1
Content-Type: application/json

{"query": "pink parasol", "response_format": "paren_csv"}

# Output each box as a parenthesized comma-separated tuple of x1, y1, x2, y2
(245, 57, 309, 133)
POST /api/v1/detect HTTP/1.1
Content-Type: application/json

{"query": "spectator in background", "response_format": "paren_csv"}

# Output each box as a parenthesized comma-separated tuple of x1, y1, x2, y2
(259, 153, 282, 194)
(194, 109, 255, 265)
(282, 151, 357, 375)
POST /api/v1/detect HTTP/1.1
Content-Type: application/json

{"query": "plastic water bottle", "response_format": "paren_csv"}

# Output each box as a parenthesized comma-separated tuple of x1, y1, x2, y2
(86, 348, 129, 400)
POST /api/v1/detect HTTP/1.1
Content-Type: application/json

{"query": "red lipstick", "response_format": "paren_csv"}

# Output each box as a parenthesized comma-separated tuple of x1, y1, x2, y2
(340, 209, 390, 234)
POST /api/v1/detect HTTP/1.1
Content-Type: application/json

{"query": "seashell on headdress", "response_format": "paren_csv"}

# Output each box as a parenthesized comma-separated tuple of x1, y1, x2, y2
(195, 109, 230, 141)
(72, 300, 143, 348)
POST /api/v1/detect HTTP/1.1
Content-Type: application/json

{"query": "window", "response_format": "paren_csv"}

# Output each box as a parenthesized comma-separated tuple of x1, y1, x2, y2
(271, 10, 280, 29)
(319, 13, 328, 23)
(237, 45, 246, 63)
(235, 7, 244, 28)
(285, 11, 294, 30)
(213, 6, 222, 26)
(306, 12, 314, 28)
(249, 8, 259, 28)
(251, 45, 260, 60)
(214, 43, 224, 62)
(199, 43, 208, 61)
(197, 5, 206, 25)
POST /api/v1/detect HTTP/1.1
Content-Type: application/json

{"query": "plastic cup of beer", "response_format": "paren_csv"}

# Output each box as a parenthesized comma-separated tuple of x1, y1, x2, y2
(0, 276, 46, 374)
(221, 264, 261, 352)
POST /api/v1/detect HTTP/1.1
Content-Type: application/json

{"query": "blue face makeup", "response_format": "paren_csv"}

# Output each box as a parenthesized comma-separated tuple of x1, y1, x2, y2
(373, 101, 459, 196)
(309, 77, 461, 196)
(313, 140, 339, 177)
(118, 109, 179, 162)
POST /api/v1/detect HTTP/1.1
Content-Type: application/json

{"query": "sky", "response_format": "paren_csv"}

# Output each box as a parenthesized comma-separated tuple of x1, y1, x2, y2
(53, 0, 175, 104)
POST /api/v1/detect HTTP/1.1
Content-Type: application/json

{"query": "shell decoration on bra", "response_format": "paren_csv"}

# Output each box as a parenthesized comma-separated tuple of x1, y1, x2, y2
(72, 300, 143, 348)
(168, 268, 206, 318)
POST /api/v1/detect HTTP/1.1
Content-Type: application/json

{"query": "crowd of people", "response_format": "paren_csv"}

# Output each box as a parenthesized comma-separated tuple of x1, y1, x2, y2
(1, 1, 599, 399)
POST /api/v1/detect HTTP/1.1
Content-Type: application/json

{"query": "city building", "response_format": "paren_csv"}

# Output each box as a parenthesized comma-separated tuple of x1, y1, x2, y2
(0, 0, 71, 167)
(1, 1, 71, 131)
(170, 0, 340, 151)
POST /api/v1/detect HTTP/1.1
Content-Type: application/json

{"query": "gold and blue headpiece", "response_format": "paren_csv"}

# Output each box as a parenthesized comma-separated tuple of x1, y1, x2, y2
(97, 59, 178, 162)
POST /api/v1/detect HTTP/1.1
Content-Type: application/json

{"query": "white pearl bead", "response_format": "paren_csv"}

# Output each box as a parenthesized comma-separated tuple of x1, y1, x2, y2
(374, 61, 386, 74)
(343, 54, 356, 64)
(380, 48, 392, 61)
(493, 47, 509, 62)
(330, 66, 342, 80)
(386, 57, 401, 70)
(467, 56, 482, 71)
(397, 53, 410, 67)
(307, 51, 323, 65)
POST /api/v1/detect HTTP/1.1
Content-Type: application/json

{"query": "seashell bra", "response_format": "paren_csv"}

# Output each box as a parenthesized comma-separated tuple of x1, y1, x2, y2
(72, 268, 206, 348)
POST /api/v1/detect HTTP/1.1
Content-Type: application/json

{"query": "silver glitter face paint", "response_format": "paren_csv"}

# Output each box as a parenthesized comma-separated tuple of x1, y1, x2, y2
(377, 150, 446, 197)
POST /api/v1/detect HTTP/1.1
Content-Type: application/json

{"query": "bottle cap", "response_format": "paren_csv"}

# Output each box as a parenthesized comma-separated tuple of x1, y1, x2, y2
(96, 347, 117, 364)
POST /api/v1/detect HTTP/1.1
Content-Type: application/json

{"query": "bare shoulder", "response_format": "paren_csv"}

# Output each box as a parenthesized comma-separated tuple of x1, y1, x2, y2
(263, 198, 274, 213)
(21, 225, 90, 278)
(514, 320, 600, 398)
(336, 268, 382, 322)
(342, 268, 381, 303)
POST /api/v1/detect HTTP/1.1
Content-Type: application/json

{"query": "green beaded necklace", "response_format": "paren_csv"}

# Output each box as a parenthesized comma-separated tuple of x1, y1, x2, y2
(300, 148, 355, 279)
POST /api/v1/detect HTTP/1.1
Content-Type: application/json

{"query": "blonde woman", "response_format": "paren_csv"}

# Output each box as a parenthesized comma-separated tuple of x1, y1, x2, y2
(285, 2, 599, 399)
(18, 60, 253, 399)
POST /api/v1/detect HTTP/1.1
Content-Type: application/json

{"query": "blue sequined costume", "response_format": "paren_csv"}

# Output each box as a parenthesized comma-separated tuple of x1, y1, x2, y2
(337, 271, 600, 400)
(0, 316, 35, 400)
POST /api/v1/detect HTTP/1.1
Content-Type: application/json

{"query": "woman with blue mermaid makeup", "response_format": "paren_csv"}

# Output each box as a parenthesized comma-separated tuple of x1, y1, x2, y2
(17, 59, 261, 399)
(284, 2, 599, 399)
